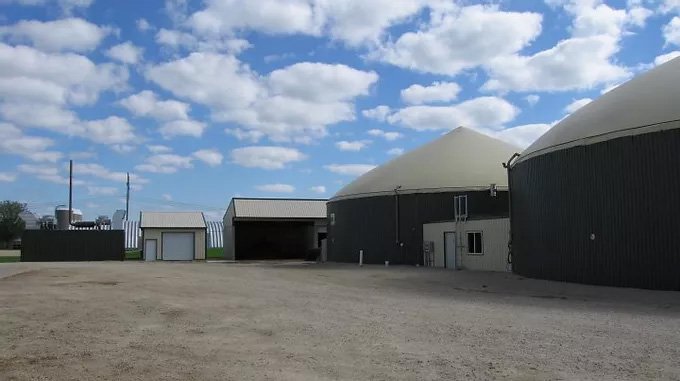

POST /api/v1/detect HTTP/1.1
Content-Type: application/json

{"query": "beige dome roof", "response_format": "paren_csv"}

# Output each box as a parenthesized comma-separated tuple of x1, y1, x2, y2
(331, 127, 520, 201)
(519, 56, 680, 163)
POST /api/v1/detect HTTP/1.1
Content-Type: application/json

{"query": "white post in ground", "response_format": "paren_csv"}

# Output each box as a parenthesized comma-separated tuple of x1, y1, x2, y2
(359, 250, 363, 266)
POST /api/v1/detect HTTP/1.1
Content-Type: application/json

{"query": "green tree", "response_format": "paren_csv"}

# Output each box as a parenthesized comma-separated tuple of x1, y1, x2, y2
(0, 201, 26, 248)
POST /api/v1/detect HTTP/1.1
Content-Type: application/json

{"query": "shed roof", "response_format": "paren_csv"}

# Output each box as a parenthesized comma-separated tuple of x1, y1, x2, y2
(518, 56, 680, 163)
(331, 127, 519, 201)
(230, 198, 327, 219)
(140, 211, 206, 228)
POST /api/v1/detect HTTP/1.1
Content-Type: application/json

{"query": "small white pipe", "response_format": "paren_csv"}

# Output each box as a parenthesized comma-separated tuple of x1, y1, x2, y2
(359, 250, 363, 266)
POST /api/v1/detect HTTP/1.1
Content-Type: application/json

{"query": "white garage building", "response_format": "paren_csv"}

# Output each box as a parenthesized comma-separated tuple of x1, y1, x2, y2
(140, 211, 207, 261)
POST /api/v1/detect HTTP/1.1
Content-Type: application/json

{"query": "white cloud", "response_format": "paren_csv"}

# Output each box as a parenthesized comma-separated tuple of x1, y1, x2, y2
(255, 183, 295, 193)
(137, 18, 153, 32)
(230, 146, 307, 170)
(0, 172, 16, 182)
(335, 140, 371, 151)
(387, 96, 518, 131)
(73, 163, 148, 185)
(192, 149, 223, 166)
(82, 116, 136, 145)
(18, 163, 83, 185)
(316, 0, 431, 46)
(135, 154, 194, 174)
(310, 185, 326, 194)
(362, 105, 391, 122)
(161, 193, 172, 201)
(146, 51, 260, 112)
(0, 103, 136, 146)
(0, 122, 62, 162)
(111, 144, 135, 154)
(0, 18, 110, 52)
(87, 186, 118, 196)
(367, 129, 403, 141)
(119, 91, 190, 121)
(400, 81, 460, 105)
(655, 51, 680, 66)
(662, 0, 680, 13)
(493, 123, 552, 149)
(564, 98, 593, 114)
(148, 54, 377, 142)
(188, 0, 322, 37)
(483, 1, 647, 93)
(525, 94, 540, 106)
(225, 128, 265, 142)
(664, 17, 680, 46)
(268, 62, 378, 102)
(387, 148, 404, 155)
(184, 0, 472, 48)
(155, 28, 251, 53)
(105, 42, 143, 65)
(325, 164, 376, 176)
(0, 43, 128, 106)
(373, 4, 542, 75)
(483, 35, 629, 92)
(160, 120, 207, 138)
(147, 144, 172, 154)
(70, 151, 96, 160)
(58, 0, 94, 14)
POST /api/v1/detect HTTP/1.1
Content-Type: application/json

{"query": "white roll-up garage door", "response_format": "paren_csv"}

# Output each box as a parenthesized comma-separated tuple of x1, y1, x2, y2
(162, 232, 194, 260)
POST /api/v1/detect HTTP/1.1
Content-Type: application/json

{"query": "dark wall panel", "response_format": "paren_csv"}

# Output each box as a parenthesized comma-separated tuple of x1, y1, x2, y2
(21, 230, 125, 262)
(510, 129, 680, 290)
(235, 221, 313, 260)
(328, 190, 509, 265)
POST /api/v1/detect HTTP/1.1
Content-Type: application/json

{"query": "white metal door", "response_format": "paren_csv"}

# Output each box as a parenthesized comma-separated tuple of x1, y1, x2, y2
(144, 239, 156, 262)
(162, 232, 194, 261)
(444, 232, 456, 269)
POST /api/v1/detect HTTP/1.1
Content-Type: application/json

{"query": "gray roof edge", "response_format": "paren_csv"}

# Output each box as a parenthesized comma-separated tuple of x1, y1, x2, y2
(329, 185, 508, 202)
(516, 118, 680, 164)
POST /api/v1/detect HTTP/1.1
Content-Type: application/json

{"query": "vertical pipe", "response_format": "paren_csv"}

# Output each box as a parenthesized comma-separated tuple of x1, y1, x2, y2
(68, 159, 73, 226)
(359, 249, 363, 266)
(125, 172, 130, 221)
(503, 153, 520, 267)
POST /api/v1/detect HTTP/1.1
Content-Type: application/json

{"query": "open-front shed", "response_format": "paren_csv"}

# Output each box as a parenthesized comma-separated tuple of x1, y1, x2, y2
(223, 198, 327, 260)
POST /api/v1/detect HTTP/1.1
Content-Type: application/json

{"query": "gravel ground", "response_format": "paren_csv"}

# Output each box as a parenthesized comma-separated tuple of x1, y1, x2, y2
(0, 261, 679, 381)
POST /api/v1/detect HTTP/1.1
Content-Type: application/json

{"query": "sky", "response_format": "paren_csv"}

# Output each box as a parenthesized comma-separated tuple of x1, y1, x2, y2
(0, 0, 679, 221)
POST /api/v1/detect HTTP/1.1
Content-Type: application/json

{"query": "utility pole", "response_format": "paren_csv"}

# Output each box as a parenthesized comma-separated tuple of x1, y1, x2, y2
(125, 172, 130, 221)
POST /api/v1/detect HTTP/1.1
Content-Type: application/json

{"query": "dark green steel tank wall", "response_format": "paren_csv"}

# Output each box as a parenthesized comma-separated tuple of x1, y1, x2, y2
(510, 128, 680, 290)
(327, 190, 509, 265)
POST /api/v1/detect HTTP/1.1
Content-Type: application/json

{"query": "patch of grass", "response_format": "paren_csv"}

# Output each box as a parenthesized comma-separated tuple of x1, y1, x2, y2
(0, 256, 20, 263)
(207, 247, 224, 259)
(125, 250, 141, 260)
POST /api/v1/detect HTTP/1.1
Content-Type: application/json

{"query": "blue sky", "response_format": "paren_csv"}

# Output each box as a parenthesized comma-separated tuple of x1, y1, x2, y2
(0, 0, 679, 220)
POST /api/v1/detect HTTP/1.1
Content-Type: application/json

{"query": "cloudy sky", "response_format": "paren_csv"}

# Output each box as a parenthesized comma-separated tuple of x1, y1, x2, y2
(0, 0, 678, 220)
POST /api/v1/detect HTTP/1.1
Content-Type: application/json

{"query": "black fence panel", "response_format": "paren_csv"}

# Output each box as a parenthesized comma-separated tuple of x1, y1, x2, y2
(21, 230, 125, 262)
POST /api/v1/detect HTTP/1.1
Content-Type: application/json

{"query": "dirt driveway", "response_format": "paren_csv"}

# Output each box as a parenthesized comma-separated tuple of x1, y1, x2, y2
(0, 261, 679, 380)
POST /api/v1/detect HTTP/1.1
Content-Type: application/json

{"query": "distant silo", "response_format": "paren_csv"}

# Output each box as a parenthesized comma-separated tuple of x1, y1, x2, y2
(55, 205, 83, 230)
(509, 57, 680, 290)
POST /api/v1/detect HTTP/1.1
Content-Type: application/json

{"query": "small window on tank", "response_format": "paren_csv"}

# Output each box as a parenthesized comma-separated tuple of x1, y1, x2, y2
(467, 231, 483, 255)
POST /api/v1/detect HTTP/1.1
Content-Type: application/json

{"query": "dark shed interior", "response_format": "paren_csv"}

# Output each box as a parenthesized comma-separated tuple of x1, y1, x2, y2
(234, 220, 316, 260)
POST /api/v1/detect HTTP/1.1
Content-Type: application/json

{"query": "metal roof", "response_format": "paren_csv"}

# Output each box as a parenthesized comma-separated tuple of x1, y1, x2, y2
(331, 127, 520, 201)
(140, 211, 206, 228)
(230, 198, 327, 219)
(518, 56, 680, 163)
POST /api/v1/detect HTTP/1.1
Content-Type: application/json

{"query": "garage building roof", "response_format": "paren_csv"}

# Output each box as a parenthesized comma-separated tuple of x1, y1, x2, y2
(140, 211, 206, 228)
(229, 198, 327, 219)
